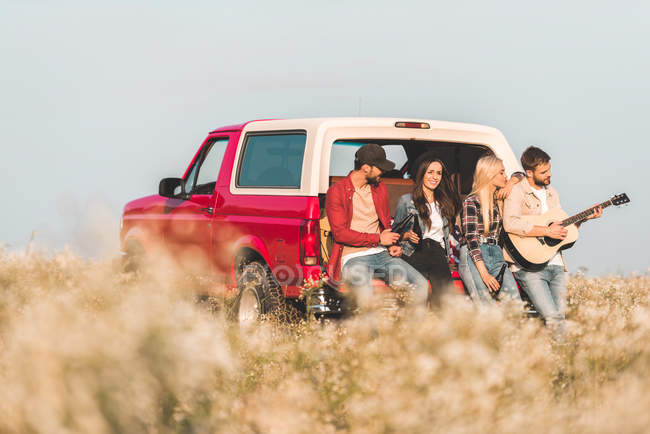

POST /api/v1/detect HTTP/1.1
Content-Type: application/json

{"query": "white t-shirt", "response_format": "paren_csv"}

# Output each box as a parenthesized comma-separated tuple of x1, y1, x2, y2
(341, 185, 386, 268)
(531, 187, 564, 266)
(422, 202, 445, 248)
(341, 246, 386, 267)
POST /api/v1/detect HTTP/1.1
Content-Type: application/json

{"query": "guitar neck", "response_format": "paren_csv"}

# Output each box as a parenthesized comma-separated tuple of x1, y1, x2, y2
(561, 199, 612, 227)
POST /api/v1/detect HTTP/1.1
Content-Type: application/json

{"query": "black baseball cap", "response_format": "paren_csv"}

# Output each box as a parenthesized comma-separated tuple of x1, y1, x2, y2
(355, 143, 395, 172)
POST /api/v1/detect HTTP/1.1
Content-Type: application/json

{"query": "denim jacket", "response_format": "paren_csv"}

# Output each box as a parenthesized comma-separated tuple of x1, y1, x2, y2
(394, 193, 451, 258)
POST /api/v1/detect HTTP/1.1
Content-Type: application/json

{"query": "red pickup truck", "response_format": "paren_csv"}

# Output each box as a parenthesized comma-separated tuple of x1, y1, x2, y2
(120, 118, 522, 323)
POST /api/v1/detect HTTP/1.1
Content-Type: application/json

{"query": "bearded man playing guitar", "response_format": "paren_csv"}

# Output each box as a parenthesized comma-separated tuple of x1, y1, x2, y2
(503, 146, 602, 339)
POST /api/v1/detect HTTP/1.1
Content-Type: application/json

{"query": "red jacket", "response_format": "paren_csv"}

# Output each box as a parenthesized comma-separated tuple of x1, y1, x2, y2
(325, 173, 392, 282)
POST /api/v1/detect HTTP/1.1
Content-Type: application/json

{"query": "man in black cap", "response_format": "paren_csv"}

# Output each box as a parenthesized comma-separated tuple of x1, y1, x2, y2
(325, 143, 428, 310)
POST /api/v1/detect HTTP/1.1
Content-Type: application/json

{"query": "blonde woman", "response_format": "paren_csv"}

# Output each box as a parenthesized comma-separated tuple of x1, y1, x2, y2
(458, 154, 523, 304)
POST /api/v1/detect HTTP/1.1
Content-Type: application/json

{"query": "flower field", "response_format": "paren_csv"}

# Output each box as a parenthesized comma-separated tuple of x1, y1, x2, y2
(0, 248, 648, 433)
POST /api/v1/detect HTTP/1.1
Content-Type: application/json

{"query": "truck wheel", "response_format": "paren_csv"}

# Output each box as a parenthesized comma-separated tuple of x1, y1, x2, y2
(236, 286, 262, 326)
(234, 261, 283, 326)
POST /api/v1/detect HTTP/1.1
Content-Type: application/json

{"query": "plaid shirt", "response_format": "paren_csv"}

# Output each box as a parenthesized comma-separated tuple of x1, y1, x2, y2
(460, 193, 502, 264)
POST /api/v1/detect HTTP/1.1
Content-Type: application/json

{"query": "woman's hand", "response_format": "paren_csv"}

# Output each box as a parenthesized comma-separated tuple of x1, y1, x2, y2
(388, 245, 402, 257)
(495, 185, 513, 200)
(476, 260, 500, 293)
(402, 230, 420, 244)
(480, 270, 500, 293)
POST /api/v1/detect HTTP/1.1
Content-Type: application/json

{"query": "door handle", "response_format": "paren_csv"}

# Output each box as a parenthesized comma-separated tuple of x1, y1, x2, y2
(201, 207, 214, 214)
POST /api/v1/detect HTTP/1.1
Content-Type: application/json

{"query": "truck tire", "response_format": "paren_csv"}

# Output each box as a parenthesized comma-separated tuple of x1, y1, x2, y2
(234, 261, 285, 326)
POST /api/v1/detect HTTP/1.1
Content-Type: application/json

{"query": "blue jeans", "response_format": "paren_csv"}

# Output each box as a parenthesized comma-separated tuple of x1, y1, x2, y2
(513, 265, 566, 339)
(458, 244, 521, 305)
(342, 251, 428, 308)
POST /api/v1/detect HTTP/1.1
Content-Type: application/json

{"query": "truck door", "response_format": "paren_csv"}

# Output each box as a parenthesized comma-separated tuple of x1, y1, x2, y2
(164, 136, 230, 275)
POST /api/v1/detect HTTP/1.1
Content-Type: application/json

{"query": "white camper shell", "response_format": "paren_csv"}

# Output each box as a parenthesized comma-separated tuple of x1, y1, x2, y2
(230, 117, 522, 205)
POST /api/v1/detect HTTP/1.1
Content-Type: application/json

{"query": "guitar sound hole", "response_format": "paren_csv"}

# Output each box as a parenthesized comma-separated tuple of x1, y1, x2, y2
(544, 237, 561, 247)
(544, 222, 562, 247)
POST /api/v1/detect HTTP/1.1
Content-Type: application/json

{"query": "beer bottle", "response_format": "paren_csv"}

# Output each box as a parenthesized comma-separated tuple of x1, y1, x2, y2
(496, 264, 507, 286)
(491, 264, 508, 300)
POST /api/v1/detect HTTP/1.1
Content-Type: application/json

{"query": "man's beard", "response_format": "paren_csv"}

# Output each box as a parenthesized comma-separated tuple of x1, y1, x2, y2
(366, 174, 380, 186)
(534, 175, 551, 187)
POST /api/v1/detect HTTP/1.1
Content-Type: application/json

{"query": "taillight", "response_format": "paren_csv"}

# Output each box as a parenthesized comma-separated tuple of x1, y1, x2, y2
(395, 121, 430, 129)
(300, 219, 320, 266)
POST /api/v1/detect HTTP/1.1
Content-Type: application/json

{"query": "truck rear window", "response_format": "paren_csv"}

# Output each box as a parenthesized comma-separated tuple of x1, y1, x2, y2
(329, 139, 491, 195)
(237, 131, 306, 188)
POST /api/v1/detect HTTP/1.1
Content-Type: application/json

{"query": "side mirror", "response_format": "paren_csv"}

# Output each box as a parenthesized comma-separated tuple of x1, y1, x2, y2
(159, 177, 189, 199)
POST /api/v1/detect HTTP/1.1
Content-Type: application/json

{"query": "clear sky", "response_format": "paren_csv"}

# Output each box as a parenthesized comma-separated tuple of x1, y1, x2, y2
(1, 0, 647, 274)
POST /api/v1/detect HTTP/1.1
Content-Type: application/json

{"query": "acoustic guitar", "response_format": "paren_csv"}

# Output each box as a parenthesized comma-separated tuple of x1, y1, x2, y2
(503, 193, 630, 271)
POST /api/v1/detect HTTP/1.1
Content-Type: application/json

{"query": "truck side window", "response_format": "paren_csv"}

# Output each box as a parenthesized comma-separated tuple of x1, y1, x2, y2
(186, 137, 229, 195)
(237, 132, 306, 188)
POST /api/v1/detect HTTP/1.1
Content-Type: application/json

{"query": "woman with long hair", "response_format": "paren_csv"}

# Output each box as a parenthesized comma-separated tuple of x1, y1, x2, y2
(458, 154, 522, 304)
(393, 154, 461, 307)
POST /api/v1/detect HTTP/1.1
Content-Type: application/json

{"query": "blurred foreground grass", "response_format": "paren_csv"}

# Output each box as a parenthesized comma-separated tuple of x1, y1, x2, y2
(0, 247, 649, 433)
